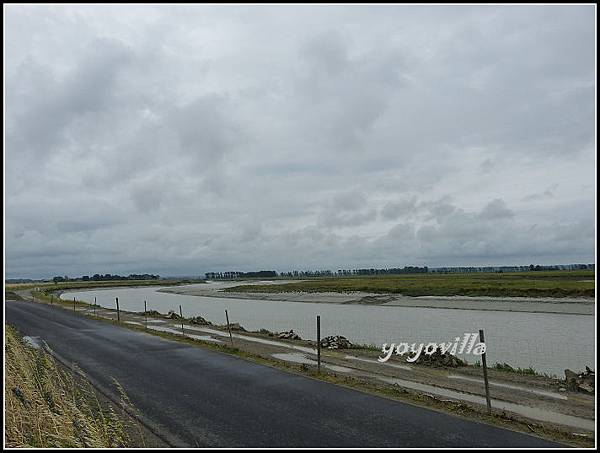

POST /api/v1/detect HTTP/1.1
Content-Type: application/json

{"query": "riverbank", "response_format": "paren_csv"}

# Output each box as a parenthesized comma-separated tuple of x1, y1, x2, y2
(161, 284, 595, 315)
(9, 292, 595, 447)
(5, 278, 201, 294)
(54, 283, 596, 376)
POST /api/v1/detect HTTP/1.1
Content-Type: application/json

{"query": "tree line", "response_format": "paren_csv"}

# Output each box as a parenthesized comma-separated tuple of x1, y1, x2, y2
(279, 266, 429, 277)
(204, 271, 277, 279)
(204, 263, 594, 280)
(52, 273, 160, 283)
(205, 266, 428, 279)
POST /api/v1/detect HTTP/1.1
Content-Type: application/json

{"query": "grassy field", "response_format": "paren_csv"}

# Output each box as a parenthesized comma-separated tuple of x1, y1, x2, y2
(223, 270, 595, 298)
(5, 278, 201, 293)
(4, 324, 138, 447)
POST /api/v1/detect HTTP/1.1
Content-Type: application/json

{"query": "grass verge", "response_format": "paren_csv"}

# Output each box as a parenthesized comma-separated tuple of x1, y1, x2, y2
(5, 290, 24, 301)
(4, 324, 140, 448)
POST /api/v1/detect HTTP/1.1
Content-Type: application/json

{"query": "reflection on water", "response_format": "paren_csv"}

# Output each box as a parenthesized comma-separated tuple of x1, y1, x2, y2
(62, 284, 595, 377)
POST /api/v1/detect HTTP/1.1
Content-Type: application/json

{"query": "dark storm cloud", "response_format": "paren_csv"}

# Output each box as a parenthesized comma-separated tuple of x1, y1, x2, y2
(5, 4, 595, 278)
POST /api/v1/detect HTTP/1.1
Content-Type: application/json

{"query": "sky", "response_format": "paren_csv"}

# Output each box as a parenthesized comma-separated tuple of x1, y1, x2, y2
(4, 4, 596, 279)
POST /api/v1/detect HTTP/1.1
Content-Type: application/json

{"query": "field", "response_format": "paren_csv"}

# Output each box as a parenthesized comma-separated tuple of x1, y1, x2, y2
(4, 278, 200, 293)
(223, 270, 595, 298)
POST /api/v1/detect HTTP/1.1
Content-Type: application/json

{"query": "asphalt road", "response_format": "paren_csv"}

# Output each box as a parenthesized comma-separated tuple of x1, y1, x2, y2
(6, 299, 563, 447)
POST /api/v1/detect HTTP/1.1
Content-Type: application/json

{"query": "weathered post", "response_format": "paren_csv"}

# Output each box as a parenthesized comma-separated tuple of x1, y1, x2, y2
(93, 296, 96, 316)
(179, 305, 185, 336)
(116, 297, 120, 323)
(225, 309, 234, 346)
(50, 294, 53, 305)
(144, 300, 148, 329)
(73, 297, 76, 314)
(317, 315, 321, 373)
(479, 329, 492, 414)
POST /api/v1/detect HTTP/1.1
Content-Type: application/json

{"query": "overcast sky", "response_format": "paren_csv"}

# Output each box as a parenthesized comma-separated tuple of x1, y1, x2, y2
(5, 5, 596, 279)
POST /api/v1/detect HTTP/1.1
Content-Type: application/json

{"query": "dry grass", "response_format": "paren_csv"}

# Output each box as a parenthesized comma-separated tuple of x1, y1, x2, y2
(4, 324, 138, 448)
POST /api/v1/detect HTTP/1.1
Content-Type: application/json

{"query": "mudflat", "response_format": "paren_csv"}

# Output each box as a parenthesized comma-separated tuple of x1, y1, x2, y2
(160, 284, 595, 315)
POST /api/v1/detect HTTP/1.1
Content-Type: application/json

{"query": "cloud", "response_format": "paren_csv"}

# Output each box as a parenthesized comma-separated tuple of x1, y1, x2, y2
(521, 184, 557, 202)
(317, 191, 377, 227)
(7, 38, 134, 163)
(4, 5, 595, 278)
(478, 199, 514, 220)
(380, 196, 418, 220)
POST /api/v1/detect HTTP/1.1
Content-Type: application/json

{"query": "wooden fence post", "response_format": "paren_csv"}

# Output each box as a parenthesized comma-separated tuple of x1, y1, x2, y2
(317, 315, 321, 373)
(479, 329, 492, 414)
(116, 297, 120, 323)
(225, 310, 234, 346)
(179, 305, 185, 335)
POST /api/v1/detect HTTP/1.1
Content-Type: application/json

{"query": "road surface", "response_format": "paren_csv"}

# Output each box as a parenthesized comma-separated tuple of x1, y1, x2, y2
(5, 299, 563, 447)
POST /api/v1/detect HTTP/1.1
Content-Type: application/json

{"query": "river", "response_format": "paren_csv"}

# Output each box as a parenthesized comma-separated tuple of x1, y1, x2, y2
(61, 283, 595, 377)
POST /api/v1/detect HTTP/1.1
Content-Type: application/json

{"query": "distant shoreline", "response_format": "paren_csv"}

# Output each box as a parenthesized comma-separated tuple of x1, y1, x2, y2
(159, 286, 595, 315)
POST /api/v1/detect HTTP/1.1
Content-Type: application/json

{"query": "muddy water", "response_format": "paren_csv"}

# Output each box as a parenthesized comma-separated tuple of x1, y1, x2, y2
(61, 284, 595, 377)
